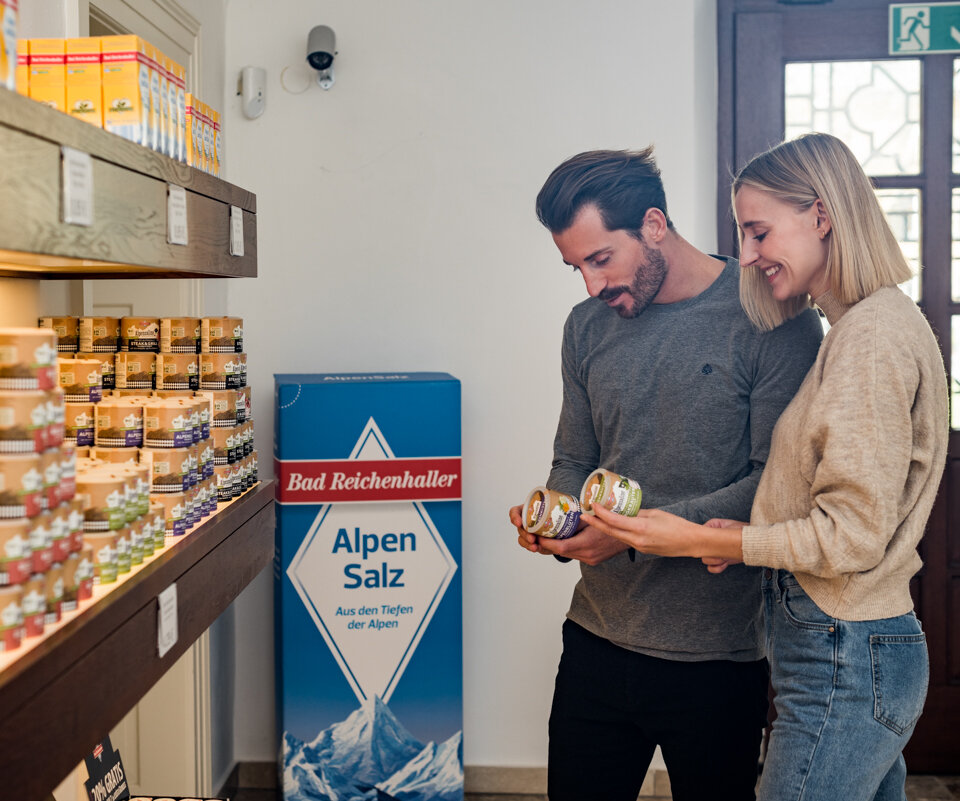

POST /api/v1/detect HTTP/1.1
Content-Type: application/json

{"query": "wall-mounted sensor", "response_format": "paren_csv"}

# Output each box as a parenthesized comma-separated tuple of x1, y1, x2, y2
(238, 66, 267, 118)
(306, 25, 336, 89)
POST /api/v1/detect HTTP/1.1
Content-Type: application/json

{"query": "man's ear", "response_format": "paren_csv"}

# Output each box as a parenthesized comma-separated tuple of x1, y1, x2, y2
(642, 207, 669, 244)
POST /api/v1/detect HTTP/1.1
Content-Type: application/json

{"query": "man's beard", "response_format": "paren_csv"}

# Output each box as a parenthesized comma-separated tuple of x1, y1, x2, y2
(598, 245, 668, 319)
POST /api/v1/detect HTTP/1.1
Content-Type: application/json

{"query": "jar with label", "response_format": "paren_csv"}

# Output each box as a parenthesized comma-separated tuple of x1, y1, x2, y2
(78, 317, 120, 353)
(84, 531, 118, 585)
(0, 390, 48, 454)
(0, 519, 31, 585)
(120, 317, 160, 352)
(43, 563, 64, 624)
(522, 486, 581, 539)
(201, 316, 243, 353)
(0, 328, 58, 390)
(39, 317, 79, 353)
(0, 453, 44, 518)
(160, 317, 200, 353)
(0, 584, 24, 652)
(21, 573, 45, 637)
(57, 357, 103, 402)
(579, 468, 643, 517)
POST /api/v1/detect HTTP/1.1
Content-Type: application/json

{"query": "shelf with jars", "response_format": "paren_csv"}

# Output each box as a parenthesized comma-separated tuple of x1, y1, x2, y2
(0, 85, 270, 801)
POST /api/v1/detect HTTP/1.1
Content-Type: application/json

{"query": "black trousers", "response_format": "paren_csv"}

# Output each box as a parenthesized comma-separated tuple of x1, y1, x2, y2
(548, 620, 769, 801)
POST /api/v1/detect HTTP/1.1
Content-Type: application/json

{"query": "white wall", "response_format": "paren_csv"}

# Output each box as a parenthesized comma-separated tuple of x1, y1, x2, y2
(222, 0, 718, 767)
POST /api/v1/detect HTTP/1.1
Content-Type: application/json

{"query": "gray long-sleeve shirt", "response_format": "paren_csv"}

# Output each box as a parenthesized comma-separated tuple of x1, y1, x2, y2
(548, 257, 823, 661)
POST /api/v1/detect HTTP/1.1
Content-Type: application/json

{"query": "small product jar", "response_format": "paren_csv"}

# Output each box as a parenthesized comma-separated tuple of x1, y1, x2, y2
(159, 317, 200, 353)
(0, 453, 44, 518)
(0, 584, 24, 652)
(522, 486, 582, 540)
(0, 328, 58, 391)
(78, 317, 120, 353)
(120, 317, 160, 352)
(57, 357, 103, 402)
(0, 390, 49, 453)
(39, 317, 79, 353)
(0, 519, 32, 585)
(579, 468, 643, 517)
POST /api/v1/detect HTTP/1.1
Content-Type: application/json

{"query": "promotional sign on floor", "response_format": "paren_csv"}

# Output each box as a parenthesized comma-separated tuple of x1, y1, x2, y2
(274, 373, 462, 801)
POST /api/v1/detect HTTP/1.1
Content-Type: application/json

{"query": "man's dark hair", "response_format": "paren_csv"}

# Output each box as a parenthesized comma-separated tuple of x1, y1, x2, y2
(535, 147, 674, 235)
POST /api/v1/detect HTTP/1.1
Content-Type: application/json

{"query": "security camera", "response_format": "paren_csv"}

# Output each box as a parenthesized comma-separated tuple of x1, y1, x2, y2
(307, 25, 336, 88)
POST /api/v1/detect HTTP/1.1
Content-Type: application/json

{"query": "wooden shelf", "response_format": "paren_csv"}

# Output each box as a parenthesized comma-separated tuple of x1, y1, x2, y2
(0, 87, 257, 279)
(0, 480, 276, 801)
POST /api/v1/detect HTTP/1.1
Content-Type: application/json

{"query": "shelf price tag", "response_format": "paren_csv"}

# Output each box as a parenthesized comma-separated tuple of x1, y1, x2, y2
(230, 204, 245, 257)
(157, 582, 178, 658)
(167, 184, 189, 245)
(61, 146, 94, 226)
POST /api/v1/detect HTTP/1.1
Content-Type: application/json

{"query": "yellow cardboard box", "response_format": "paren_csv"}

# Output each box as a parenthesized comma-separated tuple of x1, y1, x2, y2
(201, 101, 214, 174)
(66, 37, 102, 127)
(211, 107, 221, 178)
(185, 92, 196, 168)
(169, 60, 186, 162)
(28, 38, 66, 112)
(101, 35, 150, 146)
(144, 40, 161, 153)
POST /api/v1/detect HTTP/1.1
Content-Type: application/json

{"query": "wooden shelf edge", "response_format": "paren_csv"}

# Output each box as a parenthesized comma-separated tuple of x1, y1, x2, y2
(0, 87, 256, 213)
(0, 481, 276, 801)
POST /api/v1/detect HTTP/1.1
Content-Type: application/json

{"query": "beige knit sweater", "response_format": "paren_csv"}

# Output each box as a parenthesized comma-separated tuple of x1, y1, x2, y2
(741, 286, 948, 620)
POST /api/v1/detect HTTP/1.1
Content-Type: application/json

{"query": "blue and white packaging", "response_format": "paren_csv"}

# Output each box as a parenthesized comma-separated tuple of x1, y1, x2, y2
(274, 373, 463, 801)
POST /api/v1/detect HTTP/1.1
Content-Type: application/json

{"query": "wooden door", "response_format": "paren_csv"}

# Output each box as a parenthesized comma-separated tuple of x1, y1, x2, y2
(719, 0, 959, 773)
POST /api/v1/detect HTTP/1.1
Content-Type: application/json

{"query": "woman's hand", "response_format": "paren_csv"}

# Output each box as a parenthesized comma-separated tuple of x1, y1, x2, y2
(588, 505, 704, 557)
(701, 518, 747, 572)
(589, 505, 745, 563)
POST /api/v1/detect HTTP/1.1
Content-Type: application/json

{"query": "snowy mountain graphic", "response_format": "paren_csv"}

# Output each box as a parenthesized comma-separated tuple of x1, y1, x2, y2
(283, 696, 463, 801)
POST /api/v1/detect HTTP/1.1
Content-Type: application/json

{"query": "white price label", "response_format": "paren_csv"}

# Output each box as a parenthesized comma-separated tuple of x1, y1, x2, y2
(61, 146, 94, 226)
(157, 583, 179, 658)
(167, 184, 189, 245)
(230, 205, 245, 257)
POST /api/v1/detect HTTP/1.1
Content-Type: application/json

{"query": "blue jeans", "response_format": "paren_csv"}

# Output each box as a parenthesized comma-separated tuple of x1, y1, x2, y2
(759, 570, 929, 801)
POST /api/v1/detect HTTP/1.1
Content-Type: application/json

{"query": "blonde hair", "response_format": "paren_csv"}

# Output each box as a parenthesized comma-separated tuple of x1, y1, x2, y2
(732, 133, 913, 331)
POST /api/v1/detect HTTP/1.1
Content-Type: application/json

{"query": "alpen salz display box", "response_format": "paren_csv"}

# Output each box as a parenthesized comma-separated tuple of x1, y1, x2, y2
(274, 373, 463, 801)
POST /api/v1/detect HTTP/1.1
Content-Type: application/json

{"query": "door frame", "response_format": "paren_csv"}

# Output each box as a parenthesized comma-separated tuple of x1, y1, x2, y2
(717, 0, 959, 772)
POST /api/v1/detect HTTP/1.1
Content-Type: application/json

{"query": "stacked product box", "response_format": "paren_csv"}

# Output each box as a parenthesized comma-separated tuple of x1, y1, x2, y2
(274, 373, 463, 801)
(15, 34, 219, 172)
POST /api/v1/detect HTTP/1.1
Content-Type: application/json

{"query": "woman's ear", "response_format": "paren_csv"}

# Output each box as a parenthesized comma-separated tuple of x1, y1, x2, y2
(814, 199, 832, 239)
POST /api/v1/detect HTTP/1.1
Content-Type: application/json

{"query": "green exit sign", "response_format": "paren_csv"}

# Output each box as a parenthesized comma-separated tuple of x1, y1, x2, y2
(891, 3, 960, 53)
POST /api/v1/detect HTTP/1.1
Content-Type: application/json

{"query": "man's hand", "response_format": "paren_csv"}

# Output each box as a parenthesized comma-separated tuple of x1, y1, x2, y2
(509, 505, 629, 566)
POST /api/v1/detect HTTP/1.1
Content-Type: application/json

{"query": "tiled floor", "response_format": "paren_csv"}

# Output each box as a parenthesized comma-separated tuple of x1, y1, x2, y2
(229, 775, 960, 801)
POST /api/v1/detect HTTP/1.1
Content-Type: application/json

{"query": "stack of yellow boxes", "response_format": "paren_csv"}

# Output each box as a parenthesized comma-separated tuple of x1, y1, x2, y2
(13, 34, 220, 174)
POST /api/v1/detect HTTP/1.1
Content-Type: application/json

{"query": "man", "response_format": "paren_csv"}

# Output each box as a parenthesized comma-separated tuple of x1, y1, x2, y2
(510, 148, 823, 801)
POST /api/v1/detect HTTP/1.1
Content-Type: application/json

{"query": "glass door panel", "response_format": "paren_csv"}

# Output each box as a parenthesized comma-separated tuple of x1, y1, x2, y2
(784, 60, 921, 174)
(876, 188, 921, 303)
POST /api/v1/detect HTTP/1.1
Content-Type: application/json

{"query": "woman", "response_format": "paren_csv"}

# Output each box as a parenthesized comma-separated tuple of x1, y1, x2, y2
(589, 132, 948, 801)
